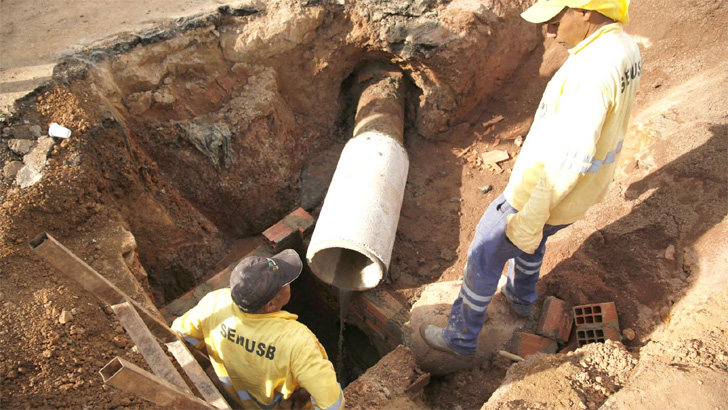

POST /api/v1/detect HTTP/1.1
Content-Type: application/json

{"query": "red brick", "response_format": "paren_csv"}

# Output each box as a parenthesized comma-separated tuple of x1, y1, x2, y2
(537, 296, 573, 343)
(576, 326, 621, 347)
(573, 302, 619, 329)
(283, 207, 315, 238)
(512, 332, 558, 357)
(347, 286, 409, 351)
(559, 340, 579, 354)
(262, 221, 298, 251)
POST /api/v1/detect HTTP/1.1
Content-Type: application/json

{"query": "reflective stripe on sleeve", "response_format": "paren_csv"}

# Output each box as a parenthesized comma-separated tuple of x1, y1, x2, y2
(180, 334, 202, 347)
(586, 140, 623, 173)
(561, 150, 594, 174)
(237, 390, 282, 410)
(311, 384, 344, 410)
(561, 141, 624, 174)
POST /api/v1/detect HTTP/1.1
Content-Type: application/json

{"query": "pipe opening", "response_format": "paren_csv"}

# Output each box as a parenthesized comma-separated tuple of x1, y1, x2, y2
(308, 246, 382, 291)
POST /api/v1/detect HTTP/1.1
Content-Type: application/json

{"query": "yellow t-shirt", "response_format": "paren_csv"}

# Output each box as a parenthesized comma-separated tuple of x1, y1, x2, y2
(172, 289, 344, 410)
(504, 23, 642, 253)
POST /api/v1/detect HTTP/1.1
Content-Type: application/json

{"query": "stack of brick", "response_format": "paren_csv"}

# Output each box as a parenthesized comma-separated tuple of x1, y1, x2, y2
(510, 297, 621, 358)
(511, 295, 572, 358)
(262, 207, 315, 251)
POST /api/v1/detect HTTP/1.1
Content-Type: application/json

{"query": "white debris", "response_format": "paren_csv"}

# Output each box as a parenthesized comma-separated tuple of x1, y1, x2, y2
(48, 123, 72, 138)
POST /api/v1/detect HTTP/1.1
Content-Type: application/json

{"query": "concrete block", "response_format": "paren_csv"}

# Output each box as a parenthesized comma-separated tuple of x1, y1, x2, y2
(23, 136, 54, 171)
(15, 165, 43, 188)
(536, 296, 573, 343)
(511, 332, 558, 357)
(573, 302, 619, 329)
(576, 326, 621, 347)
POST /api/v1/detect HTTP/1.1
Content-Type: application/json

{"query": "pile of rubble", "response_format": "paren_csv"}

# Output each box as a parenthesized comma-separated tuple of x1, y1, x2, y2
(3, 123, 62, 188)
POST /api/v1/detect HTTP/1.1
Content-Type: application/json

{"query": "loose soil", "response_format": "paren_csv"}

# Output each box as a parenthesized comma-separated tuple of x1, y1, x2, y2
(1, 1, 727, 409)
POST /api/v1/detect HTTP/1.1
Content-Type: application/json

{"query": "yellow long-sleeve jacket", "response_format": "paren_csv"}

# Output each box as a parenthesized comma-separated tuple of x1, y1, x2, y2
(504, 23, 642, 253)
(171, 289, 344, 410)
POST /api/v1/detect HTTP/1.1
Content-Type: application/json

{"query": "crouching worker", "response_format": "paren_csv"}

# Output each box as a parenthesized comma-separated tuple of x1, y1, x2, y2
(172, 249, 344, 410)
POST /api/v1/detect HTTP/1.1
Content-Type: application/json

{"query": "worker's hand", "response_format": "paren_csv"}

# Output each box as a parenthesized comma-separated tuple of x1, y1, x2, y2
(505, 214, 542, 254)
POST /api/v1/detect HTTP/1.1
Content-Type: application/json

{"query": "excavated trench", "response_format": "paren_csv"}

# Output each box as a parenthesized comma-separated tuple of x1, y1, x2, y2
(20, 2, 491, 390)
(7, 1, 720, 408)
(29, 3, 436, 386)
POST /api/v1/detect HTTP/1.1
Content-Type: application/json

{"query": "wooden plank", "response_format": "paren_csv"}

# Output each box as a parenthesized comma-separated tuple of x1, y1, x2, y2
(166, 340, 231, 409)
(29, 232, 178, 342)
(111, 302, 190, 393)
(100, 357, 216, 410)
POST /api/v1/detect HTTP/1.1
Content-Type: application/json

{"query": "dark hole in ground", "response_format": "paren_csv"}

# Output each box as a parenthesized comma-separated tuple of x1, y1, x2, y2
(287, 263, 381, 387)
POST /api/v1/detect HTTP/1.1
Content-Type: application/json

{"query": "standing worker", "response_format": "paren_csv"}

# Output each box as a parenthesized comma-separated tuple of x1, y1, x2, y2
(172, 249, 344, 409)
(420, 0, 642, 357)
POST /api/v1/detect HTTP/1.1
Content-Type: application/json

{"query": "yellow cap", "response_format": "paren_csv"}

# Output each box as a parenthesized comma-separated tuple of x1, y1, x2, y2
(521, 0, 630, 25)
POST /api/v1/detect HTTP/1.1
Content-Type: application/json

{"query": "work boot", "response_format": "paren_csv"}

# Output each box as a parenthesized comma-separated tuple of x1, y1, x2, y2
(418, 324, 475, 358)
(500, 285, 533, 318)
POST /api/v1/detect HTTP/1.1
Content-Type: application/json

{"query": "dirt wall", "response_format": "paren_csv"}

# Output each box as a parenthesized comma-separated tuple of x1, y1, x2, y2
(1, 0, 540, 300)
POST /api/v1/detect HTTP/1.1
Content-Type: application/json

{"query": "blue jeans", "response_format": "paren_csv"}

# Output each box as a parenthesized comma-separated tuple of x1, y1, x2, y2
(442, 194, 569, 355)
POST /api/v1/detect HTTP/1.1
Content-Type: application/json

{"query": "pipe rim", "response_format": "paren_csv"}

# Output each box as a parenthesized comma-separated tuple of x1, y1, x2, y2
(307, 240, 386, 291)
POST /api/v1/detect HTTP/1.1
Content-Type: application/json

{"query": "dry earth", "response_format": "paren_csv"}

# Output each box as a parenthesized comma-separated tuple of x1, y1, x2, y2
(1, 1, 727, 409)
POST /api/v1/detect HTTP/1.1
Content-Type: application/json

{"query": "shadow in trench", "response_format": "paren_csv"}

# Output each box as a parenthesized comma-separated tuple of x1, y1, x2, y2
(414, 126, 726, 410)
(286, 267, 381, 387)
(539, 125, 727, 339)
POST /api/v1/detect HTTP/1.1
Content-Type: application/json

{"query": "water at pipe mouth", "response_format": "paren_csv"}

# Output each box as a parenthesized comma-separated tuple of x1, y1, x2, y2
(308, 246, 383, 291)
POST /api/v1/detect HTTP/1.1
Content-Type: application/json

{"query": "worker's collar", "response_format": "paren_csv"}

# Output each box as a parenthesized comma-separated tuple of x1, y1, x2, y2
(239, 309, 298, 321)
(568, 22, 622, 55)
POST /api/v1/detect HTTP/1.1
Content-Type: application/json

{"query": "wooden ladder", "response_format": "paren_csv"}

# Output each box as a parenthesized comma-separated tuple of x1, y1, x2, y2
(30, 232, 232, 410)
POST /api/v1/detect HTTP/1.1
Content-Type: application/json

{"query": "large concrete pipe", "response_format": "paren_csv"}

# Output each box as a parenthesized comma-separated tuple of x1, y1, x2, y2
(306, 64, 408, 291)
